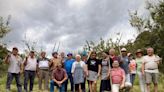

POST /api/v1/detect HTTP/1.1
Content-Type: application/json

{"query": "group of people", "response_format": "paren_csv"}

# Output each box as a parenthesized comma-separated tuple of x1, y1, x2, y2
(4, 46, 161, 92)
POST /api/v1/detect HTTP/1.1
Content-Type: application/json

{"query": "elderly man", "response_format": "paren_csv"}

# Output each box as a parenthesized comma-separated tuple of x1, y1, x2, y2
(5, 47, 23, 92)
(142, 47, 161, 92)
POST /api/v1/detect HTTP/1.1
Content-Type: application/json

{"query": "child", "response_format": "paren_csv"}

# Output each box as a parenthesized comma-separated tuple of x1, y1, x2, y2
(128, 53, 137, 86)
(111, 60, 125, 92)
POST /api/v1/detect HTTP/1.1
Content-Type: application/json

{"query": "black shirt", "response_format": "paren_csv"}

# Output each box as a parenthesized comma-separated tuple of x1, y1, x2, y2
(87, 58, 100, 73)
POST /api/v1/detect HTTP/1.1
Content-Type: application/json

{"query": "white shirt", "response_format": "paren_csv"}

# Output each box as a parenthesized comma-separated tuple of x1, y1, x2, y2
(8, 54, 22, 73)
(71, 61, 85, 73)
(25, 57, 37, 71)
(143, 55, 160, 73)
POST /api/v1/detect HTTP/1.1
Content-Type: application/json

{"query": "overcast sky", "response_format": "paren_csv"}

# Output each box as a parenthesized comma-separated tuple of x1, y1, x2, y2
(0, 0, 148, 55)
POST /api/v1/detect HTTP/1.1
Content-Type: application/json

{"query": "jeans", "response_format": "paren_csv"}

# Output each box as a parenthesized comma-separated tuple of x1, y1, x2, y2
(6, 72, 22, 92)
(65, 73, 74, 91)
(50, 80, 65, 92)
(130, 74, 136, 85)
(24, 70, 36, 92)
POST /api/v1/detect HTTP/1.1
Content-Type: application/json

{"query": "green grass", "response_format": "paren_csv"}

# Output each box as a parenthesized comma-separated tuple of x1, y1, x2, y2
(0, 74, 164, 92)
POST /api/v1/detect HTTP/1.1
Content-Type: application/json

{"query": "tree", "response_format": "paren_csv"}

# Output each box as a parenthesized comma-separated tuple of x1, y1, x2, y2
(129, 0, 164, 72)
(0, 16, 11, 38)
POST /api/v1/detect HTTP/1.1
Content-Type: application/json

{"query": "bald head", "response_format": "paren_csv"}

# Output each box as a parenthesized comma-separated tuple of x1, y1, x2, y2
(147, 47, 154, 56)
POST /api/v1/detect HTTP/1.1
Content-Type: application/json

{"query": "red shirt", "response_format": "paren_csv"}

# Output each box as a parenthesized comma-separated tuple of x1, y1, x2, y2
(52, 68, 67, 81)
(111, 67, 125, 84)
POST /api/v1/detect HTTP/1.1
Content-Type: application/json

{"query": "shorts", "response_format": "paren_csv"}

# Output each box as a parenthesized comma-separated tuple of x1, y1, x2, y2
(145, 72, 158, 84)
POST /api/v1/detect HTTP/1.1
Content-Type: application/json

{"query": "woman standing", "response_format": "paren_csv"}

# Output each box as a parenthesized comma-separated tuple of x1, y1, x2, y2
(135, 49, 146, 92)
(86, 51, 101, 92)
(72, 55, 86, 92)
(100, 52, 112, 92)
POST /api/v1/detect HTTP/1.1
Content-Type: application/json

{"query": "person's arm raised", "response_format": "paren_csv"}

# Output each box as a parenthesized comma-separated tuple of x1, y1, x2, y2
(4, 54, 10, 64)
(24, 56, 28, 66)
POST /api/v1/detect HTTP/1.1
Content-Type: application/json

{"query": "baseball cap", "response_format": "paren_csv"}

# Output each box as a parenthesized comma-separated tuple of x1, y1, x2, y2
(67, 53, 73, 56)
(121, 48, 127, 52)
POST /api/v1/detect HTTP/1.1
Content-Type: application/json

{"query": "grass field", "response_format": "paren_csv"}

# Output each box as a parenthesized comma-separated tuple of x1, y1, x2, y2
(0, 64, 164, 92)
(0, 73, 164, 92)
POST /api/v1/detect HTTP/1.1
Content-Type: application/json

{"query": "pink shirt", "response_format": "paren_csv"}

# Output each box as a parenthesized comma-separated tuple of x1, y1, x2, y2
(111, 67, 125, 84)
(129, 59, 137, 74)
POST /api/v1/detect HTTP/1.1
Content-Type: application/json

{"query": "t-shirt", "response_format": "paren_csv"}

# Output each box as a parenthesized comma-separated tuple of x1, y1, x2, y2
(143, 55, 160, 73)
(37, 58, 50, 69)
(119, 56, 130, 74)
(64, 59, 75, 74)
(8, 54, 22, 73)
(24, 57, 37, 71)
(111, 67, 125, 84)
(52, 68, 67, 81)
(71, 61, 85, 73)
(135, 57, 144, 72)
(87, 58, 100, 73)
(129, 59, 136, 74)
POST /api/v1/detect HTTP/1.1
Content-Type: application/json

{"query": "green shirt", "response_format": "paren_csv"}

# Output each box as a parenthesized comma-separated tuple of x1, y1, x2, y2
(135, 57, 143, 72)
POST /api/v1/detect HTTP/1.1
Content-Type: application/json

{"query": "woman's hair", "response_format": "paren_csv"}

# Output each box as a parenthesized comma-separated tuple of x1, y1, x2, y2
(91, 51, 97, 55)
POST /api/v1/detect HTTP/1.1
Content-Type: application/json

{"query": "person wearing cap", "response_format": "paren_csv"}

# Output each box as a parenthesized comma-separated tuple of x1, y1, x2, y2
(50, 63, 67, 92)
(23, 51, 37, 92)
(135, 49, 147, 92)
(111, 60, 125, 92)
(71, 54, 86, 92)
(5, 47, 23, 92)
(49, 52, 62, 79)
(119, 48, 132, 91)
(64, 53, 75, 92)
(128, 53, 136, 86)
(37, 51, 50, 91)
(142, 47, 161, 92)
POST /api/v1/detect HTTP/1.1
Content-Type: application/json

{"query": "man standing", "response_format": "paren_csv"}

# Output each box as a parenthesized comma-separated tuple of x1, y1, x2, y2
(24, 51, 37, 92)
(37, 51, 50, 91)
(49, 52, 62, 77)
(142, 47, 161, 92)
(119, 48, 131, 91)
(5, 47, 23, 92)
(64, 53, 75, 92)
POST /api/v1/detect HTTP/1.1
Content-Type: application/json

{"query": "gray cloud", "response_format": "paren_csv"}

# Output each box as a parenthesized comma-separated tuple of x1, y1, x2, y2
(0, 0, 146, 54)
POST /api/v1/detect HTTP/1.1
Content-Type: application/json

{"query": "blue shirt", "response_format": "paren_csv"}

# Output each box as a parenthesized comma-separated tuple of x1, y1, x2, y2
(120, 56, 130, 74)
(64, 59, 75, 74)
